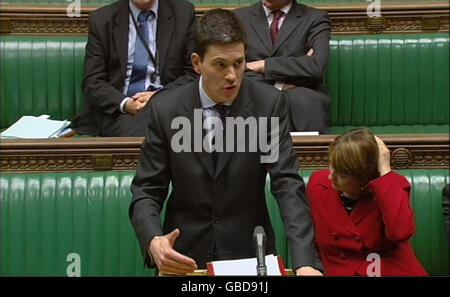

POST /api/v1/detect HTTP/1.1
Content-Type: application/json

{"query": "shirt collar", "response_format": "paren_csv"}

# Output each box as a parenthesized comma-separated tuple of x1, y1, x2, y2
(129, 0, 159, 21)
(198, 76, 233, 109)
(262, 1, 292, 18)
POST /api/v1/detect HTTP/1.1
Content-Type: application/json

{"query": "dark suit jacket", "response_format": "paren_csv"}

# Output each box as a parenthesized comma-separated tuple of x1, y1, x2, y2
(129, 78, 321, 270)
(234, 2, 331, 133)
(307, 170, 427, 275)
(74, 0, 197, 136)
(443, 184, 450, 242)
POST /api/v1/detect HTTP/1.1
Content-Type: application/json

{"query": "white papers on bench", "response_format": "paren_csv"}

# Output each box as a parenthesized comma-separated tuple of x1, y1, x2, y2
(206, 254, 286, 276)
(0, 116, 71, 139)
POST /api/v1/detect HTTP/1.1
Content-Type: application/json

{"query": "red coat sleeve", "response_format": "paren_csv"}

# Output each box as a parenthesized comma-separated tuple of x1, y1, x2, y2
(367, 171, 415, 243)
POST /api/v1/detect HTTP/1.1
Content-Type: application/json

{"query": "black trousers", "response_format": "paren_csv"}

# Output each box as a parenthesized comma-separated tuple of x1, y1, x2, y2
(100, 101, 152, 137)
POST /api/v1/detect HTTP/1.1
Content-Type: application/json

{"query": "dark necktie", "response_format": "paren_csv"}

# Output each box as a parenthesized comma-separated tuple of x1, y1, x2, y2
(211, 104, 231, 168)
(127, 10, 154, 97)
(269, 10, 284, 44)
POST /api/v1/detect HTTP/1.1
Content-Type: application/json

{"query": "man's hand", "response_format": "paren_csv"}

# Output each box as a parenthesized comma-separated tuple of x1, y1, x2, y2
(124, 98, 147, 115)
(306, 48, 314, 56)
(296, 266, 323, 276)
(375, 136, 391, 176)
(124, 91, 156, 115)
(149, 229, 198, 275)
(132, 91, 155, 104)
(246, 60, 265, 74)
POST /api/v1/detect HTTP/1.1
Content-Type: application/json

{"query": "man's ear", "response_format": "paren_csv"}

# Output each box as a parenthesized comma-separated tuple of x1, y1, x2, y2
(191, 53, 202, 75)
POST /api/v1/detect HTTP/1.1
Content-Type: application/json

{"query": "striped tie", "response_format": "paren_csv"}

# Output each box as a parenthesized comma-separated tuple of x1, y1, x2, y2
(127, 10, 154, 97)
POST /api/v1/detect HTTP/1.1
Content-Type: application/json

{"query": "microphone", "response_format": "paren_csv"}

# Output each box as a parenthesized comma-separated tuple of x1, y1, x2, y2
(253, 226, 267, 276)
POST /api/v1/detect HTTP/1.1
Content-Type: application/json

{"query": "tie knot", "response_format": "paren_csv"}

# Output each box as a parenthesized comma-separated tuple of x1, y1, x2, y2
(272, 10, 284, 21)
(138, 10, 154, 23)
(212, 104, 231, 119)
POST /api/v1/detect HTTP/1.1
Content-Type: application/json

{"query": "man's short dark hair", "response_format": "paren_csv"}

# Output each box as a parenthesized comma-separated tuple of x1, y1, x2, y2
(194, 8, 247, 59)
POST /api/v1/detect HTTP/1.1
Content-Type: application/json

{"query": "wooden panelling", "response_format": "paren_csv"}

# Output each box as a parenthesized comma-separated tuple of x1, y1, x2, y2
(0, 134, 448, 173)
(0, 2, 448, 35)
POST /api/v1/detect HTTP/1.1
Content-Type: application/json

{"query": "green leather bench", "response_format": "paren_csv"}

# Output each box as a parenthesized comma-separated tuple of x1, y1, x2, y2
(1, 33, 448, 134)
(1, 169, 448, 276)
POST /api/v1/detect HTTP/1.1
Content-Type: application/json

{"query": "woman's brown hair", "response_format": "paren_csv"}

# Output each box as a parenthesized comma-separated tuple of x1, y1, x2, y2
(329, 128, 380, 185)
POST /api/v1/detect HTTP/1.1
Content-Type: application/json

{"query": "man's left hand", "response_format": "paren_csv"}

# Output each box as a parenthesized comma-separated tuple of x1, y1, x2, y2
(246, 60, 265, 74)
(296, 266, 323, 276)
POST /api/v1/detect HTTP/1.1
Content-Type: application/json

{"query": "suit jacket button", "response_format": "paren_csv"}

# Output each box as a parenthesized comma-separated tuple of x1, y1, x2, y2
(339, 253, 347, 260)
(214, 217, 220, 224)
(354, 236, 362, 243)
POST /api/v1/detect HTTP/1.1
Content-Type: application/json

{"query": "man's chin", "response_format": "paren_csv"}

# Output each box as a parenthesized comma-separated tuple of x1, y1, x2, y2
(218, 92, 238, 103)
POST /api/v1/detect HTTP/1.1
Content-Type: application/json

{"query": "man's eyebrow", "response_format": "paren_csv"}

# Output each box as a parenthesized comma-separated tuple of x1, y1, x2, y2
(211, 57, 245, 63)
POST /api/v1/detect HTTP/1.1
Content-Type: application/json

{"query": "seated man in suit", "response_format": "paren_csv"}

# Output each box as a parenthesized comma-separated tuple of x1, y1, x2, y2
(443, 184, 450, 242)
(235, 0, 331, 134)
(129, 8, 322, 276)
(73, 0, 197, 136)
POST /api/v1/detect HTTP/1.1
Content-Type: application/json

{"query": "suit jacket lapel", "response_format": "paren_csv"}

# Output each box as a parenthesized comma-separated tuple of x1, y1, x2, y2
(249, 4, 273, 54)
(112, 0, 130, 83)
(183, 81, 215, 179)
(272, 2, 304, 55)
(213, 82, 251, 180)
(156, 0, 175, 78)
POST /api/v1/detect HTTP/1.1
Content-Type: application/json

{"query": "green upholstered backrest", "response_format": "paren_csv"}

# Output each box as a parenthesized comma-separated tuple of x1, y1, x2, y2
(0, 36, 86, 129)
(1, 169, 448, 276)
(0, 172, 152, 276)
(407, 169, 450, 275)
(328, 34, 450, 131)
(1, 33, 449, 132)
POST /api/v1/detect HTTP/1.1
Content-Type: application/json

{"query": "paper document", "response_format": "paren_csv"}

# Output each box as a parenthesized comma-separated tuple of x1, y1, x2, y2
(1, 116, 71, 139)
(290, 131, 319, 136)
(206, 254, 286, 276)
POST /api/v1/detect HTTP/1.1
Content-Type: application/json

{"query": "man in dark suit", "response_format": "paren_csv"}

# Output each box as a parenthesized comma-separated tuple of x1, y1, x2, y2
(234, 0, 331, 134)
(129, 8, 322, 276)
(443, 184, 450, 242)
(73, 0, 197, 136)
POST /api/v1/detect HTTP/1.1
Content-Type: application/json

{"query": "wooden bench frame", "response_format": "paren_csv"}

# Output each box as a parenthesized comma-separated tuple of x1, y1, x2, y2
(0, 134, 448, 173)
(0, 2, 448, 35)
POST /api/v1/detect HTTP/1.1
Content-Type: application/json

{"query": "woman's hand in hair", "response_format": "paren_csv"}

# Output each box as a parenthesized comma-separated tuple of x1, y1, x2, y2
(375, 136, 391, 176)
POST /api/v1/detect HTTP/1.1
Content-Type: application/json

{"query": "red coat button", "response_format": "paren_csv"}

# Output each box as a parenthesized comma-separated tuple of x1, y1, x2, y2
(331, 232, 339, 240)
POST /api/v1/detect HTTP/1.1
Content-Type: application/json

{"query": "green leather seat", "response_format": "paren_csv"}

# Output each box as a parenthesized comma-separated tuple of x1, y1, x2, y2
(1, 33, 448, 133)
(1, 169, 448, 276)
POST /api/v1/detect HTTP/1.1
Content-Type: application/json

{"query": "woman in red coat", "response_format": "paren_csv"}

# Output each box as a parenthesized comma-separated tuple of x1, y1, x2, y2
(306, 128, 427, 276)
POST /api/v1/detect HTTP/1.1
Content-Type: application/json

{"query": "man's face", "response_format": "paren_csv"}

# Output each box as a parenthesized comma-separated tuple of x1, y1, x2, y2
(262, 0, 292, 11)
(192, 42, 245, 104)
(132, 0, 155, 10)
